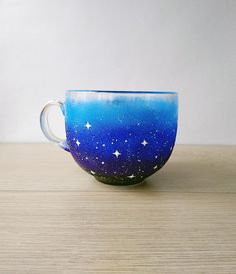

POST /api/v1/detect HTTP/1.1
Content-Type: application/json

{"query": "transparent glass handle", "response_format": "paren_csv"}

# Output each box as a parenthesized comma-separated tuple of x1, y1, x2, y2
(40, 100, 70, 151)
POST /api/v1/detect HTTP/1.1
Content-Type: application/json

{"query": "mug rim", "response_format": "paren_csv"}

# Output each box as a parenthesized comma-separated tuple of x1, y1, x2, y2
(66, 90, 178, 95)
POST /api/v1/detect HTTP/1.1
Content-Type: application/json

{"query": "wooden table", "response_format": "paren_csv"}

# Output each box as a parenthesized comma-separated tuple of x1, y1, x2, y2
(0, 144, 235, 273)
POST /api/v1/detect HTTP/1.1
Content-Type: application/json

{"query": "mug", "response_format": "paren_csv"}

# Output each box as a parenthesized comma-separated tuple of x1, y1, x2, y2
(40, 90, 178, 185)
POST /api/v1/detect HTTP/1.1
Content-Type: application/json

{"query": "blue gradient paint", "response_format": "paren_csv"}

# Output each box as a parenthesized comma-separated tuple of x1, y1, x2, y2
(64, 91, 178, 185)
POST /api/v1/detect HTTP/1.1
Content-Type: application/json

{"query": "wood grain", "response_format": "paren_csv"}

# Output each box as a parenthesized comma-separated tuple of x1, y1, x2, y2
(0, 144, 236, 273)
(0, 144, 236, 192)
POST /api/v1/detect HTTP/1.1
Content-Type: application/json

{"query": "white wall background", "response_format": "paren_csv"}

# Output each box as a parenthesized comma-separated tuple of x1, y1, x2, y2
(0, 0, 235, 144)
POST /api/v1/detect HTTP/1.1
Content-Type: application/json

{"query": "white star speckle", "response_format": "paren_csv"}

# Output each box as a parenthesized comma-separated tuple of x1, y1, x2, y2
(141, 139, 148, 146)
(102, 144, 106, 147)
(84, 122, 92, 129)
(76, 140, 81, 146)
(90, 170, 96, 175)
(125, 140, 128, 143)
(154, 165, 158, 170)
(128, 174, 135, 179)
(170, 146, 173, 151)
(85, 157, 88, 160)
(101, 161, 105, 165)
(137, 159, 141, 162)
(113, 150, 121, 158)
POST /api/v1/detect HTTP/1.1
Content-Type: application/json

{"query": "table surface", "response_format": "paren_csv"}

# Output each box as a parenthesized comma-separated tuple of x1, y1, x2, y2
(0, 144, 235, 273)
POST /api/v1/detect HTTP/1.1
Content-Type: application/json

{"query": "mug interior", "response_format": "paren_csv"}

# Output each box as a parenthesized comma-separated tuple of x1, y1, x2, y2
(66, 90, 177, 94)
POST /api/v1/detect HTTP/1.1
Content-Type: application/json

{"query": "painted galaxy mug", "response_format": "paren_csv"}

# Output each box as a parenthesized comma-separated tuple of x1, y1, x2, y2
(40, 90, 178, 185)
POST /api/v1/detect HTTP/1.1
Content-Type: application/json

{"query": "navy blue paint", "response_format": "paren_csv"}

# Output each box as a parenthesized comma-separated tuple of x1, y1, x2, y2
(65, 93, 178, 185)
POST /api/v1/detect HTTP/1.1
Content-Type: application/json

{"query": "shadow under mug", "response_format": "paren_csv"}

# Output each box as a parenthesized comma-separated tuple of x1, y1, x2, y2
(40, 90, 178, 185)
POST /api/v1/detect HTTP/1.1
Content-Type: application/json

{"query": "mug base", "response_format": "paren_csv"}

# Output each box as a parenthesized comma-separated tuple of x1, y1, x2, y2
(94, 175, 145, 186)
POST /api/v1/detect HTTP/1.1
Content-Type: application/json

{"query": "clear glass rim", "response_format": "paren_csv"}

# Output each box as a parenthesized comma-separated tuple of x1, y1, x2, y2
(66, 90, 178, 95)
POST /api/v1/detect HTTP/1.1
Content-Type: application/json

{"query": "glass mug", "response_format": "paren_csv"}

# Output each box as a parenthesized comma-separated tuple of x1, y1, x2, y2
(40, 90, 178, 185)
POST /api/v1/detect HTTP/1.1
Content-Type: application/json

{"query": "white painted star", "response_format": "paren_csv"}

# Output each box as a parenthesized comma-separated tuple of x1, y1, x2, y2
(76, 140, 81, 146)
(154, 165, 158, 170)
(90, 170, 96, 175)
(102, 144, 106, 147)
(128, 174, 135, 179)
(113, 150, 121, 158)
(141, 139, 148, 146)
(101, 161, 105, 165)
(84, 122, 92, 129)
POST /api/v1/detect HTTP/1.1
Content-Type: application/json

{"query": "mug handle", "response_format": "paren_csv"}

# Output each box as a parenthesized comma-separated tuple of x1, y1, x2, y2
(40, 100, 70, 152)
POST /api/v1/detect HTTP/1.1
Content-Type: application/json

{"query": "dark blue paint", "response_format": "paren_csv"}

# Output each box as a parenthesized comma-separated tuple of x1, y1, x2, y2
(64, 93, 178, 185)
